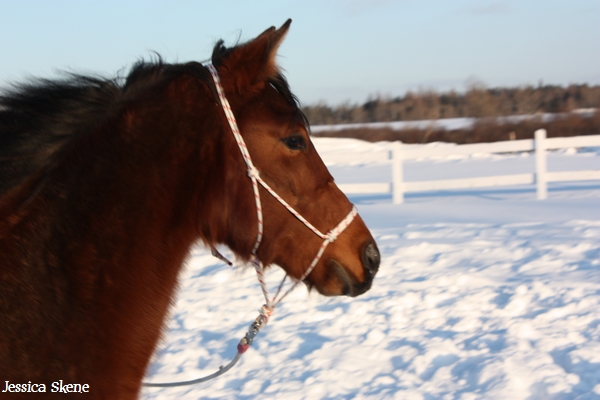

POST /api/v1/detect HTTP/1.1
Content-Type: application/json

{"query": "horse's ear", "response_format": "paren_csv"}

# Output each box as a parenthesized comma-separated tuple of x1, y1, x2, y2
(215, 19, 291, 94)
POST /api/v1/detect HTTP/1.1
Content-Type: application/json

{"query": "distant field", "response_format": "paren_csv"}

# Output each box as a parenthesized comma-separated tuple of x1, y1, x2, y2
(312, 110, 599, 145)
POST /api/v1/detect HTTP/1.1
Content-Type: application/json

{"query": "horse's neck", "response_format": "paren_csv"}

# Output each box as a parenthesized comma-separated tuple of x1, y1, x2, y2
(1, 119, 209, 390)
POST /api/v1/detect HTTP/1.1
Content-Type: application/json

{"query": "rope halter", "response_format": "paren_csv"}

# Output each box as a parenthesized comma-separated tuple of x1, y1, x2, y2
(142, 64, 360, 389)
(206, 64, 358, 320)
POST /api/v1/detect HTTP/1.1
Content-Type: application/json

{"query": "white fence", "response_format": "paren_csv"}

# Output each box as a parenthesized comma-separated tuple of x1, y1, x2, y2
(322, 130, 600, 204)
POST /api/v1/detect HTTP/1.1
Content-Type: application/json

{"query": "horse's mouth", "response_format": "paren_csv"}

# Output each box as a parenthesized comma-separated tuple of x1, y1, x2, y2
(328, 259, 373, 297)
(302, 242, 379, 297)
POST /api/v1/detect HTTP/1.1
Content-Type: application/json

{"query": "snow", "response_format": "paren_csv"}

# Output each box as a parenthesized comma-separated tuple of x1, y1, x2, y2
(311, 117, 477, 133)
(143, 137, 600, 399)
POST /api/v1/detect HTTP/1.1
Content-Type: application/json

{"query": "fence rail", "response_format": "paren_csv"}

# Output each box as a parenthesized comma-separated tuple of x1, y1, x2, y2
(322, 130, 600, 204)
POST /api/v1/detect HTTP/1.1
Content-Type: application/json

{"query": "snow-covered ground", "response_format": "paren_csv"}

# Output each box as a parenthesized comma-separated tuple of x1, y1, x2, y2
(143, 138, 600, 400)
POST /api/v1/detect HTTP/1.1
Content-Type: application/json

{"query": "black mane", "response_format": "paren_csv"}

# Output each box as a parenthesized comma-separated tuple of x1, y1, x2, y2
(0, 59, 211, 197)
(0, 73, 119, 196)
(0, 43, 306, 197)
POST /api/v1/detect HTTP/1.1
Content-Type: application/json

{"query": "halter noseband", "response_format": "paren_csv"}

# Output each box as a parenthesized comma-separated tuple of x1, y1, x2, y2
(206, 64, 358, 320)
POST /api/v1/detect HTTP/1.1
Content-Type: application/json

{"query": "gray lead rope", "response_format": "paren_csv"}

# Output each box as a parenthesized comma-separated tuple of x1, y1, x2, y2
(143, 307, 268, 388)
(143, 352, 242, 388)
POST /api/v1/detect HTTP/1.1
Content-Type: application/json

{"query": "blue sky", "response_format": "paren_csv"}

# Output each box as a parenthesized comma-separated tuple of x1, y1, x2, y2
(1, 0, 598, 105)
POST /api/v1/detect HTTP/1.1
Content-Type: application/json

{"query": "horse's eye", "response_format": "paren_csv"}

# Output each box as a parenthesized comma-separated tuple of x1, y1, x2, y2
(282, 135, 306, 151)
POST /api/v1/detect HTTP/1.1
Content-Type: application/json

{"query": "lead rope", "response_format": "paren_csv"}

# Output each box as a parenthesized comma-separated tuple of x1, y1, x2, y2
(143, 64, 357, 388)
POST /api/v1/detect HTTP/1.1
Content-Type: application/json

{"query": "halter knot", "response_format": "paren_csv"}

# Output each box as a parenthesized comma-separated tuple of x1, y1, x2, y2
(325, 232, 338, 243)
(259, 304, 273, 325)
(247, 166, 260, 179)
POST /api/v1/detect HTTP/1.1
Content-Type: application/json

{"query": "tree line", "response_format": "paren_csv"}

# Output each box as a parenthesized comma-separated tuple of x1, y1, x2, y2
(302, 84, 600, 126)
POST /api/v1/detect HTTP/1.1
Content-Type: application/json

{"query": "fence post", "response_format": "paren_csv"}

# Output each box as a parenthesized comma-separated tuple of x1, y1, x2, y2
(392, 141, 404, 204)
(535, 129, 547, 200)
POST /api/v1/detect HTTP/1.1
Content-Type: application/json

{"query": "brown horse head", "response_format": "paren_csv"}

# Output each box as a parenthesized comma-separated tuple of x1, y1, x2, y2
(0, 20, 378, 398)
(203, 20, 380, 297)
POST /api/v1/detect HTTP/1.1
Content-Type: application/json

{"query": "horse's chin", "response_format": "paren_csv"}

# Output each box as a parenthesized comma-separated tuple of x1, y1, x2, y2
(311, 259, 372, 298)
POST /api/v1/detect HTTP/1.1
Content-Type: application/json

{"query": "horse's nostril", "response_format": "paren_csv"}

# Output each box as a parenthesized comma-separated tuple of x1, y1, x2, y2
(363, 242, 380, 277)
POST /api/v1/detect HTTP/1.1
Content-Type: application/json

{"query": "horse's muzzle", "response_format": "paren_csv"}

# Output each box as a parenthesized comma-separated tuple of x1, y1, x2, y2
(329, 241, 380, 297)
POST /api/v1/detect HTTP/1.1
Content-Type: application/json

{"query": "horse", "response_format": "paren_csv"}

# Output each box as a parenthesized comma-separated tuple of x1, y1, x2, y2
(0, 20, 380, 399)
